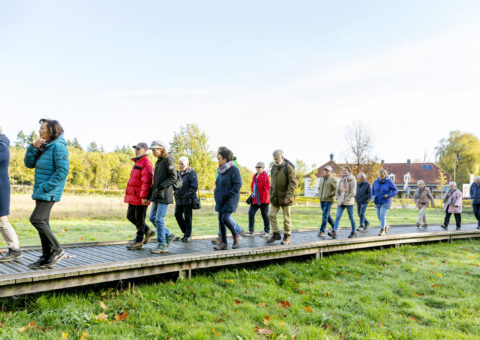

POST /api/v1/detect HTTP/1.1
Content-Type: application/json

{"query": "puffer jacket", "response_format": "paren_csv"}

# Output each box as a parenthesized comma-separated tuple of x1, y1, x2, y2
(413, 187, 434, 208)
(270, 162, 298, 207)
(124, 154, 154, 206)
(214, 165, 241, 213)
(150, 155, 177, 204)
(336, 174, 356, 206)
(0, 134, 10, 216)
(317, 175, 337, 202)
(24, 135, 69, 202)
(175, 168, 198, 205)
(372, 178, 398, 205)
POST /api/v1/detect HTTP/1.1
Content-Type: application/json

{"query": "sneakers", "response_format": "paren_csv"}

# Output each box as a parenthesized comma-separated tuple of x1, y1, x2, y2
(232, 235, 241, 249)
(327, 231, 337, 239)
(243, 231, 255, 237)
(348, 232, 357, 238)
(422, 224, 428, 228)
(364, 223, 370, 230)
(317, 231, 325, 238)
(181, 237, 192, 243)
(127, 241, 144, 250)
(281, 235, 291, 245)
(213, 242, 228, 251)
(166, 234, 175, 246)
(378, 229, 386, 236)
(211, 236, 221, 244)
(477, 226, 480, 230)
(267, 232, 282, 244)
(151, 243, 168, 254)
(441, 224, 448, 230)
(0, 248, 23, 262)
(416, 223, 421, 228)
(259, 231, 270, 238)
(385, 225, 390, 233)
(28, 256, 47, 270)
(143, 229, 156, 244)
(42, 249, 67, 269)
(456, 226, 461, 230)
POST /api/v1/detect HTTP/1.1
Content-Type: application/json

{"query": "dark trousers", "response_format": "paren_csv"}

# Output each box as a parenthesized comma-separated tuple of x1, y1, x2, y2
(357, 202, 370, 228)
(218, 212, 237, 244)
(175, 204, 193, 238)
(320, 201, 334, 232)
(444, 212, 461, 228)
(473, 203, 480, 227)
(30, 200, 61, 256)
(248, 204, 270, 233)
(127, 204, 150, 242)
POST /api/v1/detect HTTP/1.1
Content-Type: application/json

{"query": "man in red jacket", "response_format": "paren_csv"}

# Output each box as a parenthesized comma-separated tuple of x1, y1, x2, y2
(245, 162, 271, 237)
(124, 143, 155, 250)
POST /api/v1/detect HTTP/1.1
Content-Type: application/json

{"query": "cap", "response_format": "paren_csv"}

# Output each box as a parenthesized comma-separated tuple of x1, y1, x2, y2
(132, 142, 148, 150)
(149, 140, 166, 149)
(324, 166, 332, 171)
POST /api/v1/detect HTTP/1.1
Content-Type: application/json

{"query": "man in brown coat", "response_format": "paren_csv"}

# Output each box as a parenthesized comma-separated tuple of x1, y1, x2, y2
(267, 149, 298, 245)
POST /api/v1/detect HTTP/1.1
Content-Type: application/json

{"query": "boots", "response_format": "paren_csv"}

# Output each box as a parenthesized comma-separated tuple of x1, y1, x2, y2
(211, 236, 221, 244)
(232, 235, 241, 249)
(213, 242, 228, 251)
(143, 229, 156, 244)
(281, 234, 291, 245)
(267, 232, 282, 244)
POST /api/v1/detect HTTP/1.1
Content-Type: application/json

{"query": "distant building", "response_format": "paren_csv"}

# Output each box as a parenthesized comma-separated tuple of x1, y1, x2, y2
(304, 154, 450, 198)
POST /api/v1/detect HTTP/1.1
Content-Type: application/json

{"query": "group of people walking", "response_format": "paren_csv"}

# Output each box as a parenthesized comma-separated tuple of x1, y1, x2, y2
(1, 120, 480, 269)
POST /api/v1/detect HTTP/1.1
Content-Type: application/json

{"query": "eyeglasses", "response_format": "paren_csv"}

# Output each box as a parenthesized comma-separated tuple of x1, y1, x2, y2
(255, 167, 263, 169)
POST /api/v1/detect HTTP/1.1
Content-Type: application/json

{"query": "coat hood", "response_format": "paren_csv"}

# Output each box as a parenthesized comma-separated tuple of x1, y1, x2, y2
(0, 134, 10, 147)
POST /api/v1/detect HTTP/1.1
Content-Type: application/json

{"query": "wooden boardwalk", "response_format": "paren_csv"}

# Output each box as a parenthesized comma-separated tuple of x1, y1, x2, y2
(1, 224, 479, 298)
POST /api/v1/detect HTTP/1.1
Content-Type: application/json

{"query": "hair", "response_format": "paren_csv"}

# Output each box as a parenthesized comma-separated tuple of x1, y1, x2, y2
(39, 119, 64, 140)
(449, 181, 457, 187)
(217, 146, 234, 161)
(179, 156, 189, 165)
(342, 166, 351, 173)
(475, 176, 480, 182)
(256, 162, 265, 168)
(218, 148, 233, 162)
(357, 172, 366, 179)
(378, 169, 388, 177)
(417, 180, 425, 186)
(0, 125, 3, 134)
(272, 149, 284, 157)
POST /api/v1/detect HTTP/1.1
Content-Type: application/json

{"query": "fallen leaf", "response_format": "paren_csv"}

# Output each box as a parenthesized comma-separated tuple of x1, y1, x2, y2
(256, 327, 273, 335)
(99, 302, 108, 311)
(96, 313, 108, 321)
(80, 332, 89, 340)
(216, 318, 223, 323)
(114, 311, 128, 321)
(212, 328, 221, 337)
(257, 302, 266, 307)
(61, 332, 69, 339)
(263, 315, 271, 325)
(326, 291, 331, 297)
(304, 306, 313, 313)
(409, 316, 419, 322)
(234, 299, 242, 305)
(279, 301, 291, 308)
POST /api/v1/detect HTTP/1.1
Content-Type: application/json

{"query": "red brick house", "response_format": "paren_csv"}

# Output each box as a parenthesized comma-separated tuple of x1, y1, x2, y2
(304, 154, 450, 198)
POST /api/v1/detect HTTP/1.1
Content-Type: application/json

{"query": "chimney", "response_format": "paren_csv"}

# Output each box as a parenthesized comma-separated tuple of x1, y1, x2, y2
(329, 153, 334, 161)
(407, 159, 411, 164)
(381, 160, 384, 165)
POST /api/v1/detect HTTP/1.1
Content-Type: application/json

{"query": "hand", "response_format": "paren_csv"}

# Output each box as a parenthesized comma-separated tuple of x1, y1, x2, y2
(142, 199, 149, 205)
(285, 197, 292, 204)
(33, 139, 46, 149)
(384, 195, 389, 199)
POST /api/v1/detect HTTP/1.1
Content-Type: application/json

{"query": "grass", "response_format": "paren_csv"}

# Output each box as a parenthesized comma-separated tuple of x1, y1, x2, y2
(0, 239, 479, 339)
(3, 194, 478, 247)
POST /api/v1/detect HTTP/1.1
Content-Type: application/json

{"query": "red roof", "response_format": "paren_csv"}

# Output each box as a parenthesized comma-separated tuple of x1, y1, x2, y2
(307, 161, 450, 185)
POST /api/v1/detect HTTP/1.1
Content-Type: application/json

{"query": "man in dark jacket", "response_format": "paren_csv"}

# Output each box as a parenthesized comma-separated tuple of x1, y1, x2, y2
(0, 128, 22, 262)
(470, 176, 480, 229)
(148, 141, 178, 253)
(267, 149, 298, 245)
(355, 173, 371, 231)
(174, 156, 198, 242)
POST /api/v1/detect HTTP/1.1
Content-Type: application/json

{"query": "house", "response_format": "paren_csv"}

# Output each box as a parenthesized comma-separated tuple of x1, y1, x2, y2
(304, 154, 450, 198)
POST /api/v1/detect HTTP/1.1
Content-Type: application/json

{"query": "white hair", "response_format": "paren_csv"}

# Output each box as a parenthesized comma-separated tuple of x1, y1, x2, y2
(357, 173, 366, 179)
(449, 181, 457, 187)
(272, 149, 284, 158)
(475, 176, 480, 182)
(417, 180, 425, 186)
(178, 156, 189, 165)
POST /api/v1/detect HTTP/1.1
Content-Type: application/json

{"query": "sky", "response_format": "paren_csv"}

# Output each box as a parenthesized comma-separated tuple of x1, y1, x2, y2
(1, 0, 479, 171)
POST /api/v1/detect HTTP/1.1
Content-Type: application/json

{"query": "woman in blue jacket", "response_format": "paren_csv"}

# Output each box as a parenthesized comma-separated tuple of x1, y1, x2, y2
(24, 119, 69, 269)
(372, 169, 398, 236)
(213, 148, 242, 250)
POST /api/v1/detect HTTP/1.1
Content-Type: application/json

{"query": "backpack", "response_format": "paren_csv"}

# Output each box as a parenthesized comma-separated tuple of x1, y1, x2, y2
(172, 170, 183, 190)
(271, 158, 297, 184)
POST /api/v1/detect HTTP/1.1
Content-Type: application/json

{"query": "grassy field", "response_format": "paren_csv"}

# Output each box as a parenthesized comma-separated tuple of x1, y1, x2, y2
(0, 239, 478, 339)
(3, 194, 478, 247)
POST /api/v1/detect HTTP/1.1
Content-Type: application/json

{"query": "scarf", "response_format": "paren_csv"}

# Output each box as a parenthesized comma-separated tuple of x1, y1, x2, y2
(378, 178, 387, 184)
(252, 173, 262, 205)
(444, 189, 457, 205)
(415, 187, 425, 199)
(217, 161, 234, 175)
(340, 174, 349, 192)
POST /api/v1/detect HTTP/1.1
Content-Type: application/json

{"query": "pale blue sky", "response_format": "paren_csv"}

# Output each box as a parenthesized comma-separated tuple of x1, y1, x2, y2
(1, 1, 480, 169)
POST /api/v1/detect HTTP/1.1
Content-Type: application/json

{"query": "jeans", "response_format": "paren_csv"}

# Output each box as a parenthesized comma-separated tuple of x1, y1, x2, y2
(473, 203, 480, 227)
(333, 205, 356, 232)
(30, 200, 61, 256)
(218, 216, 242, 236)
(444, 212, 461, 228)
(375, 203, 391, 230)
(218, 212, 238, 244)
(320, 201, 334, 232)
(175, 204, 193, 238)
(0, 216, 20, 249)
(149, 202, 171, 244)
(357, 203, 370, 228)
(248, 204, 270, 233)
(126, 204, 150, 242)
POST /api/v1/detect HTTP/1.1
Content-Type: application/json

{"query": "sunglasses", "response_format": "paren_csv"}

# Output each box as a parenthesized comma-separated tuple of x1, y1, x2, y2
(255, 166, 263, 169)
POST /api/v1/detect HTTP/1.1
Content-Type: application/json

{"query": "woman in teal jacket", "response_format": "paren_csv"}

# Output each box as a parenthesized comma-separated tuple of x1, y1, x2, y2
(24, 119, 69, 270)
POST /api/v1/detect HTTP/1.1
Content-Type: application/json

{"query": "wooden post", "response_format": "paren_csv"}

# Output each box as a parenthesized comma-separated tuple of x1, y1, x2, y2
(178, 270, 186, 280)
(316, 250, 322, 259)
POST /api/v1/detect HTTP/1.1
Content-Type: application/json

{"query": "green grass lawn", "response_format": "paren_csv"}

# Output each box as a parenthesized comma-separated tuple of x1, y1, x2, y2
(5, 204, 478, 247)
(0, 240, 479, 339)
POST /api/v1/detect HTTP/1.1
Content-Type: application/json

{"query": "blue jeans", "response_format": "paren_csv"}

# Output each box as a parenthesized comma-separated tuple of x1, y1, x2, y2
(320, 201, 334, 232)
(357, 203, 370, 228)
(375, 203, 391, 230)
(248, 204, 270, 233)
(218, 216, 242, 236)
(218, 212, 238, 244)
(149, 202, 171, 244)
(333, 205, 356, 232)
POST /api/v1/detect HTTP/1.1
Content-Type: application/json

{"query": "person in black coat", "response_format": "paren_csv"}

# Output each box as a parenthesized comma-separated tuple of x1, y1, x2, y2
(213, 148, 241, 250)
(174, 156, 198, 242)
(0, 128, 22, 262)
(355, 173, 371, 231)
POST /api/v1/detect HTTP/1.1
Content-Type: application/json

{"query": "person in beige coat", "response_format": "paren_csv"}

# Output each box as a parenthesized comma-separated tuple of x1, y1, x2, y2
(412, 180, 435, 228)
(328, 166, 357, 239)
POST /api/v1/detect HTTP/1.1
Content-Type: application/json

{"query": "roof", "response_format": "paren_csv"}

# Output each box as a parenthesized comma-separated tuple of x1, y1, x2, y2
(306, 161, 450, 185)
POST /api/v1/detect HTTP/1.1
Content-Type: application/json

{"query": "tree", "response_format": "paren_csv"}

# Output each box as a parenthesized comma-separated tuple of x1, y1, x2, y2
(435, 131, 480, 186)
(437, 168, 448, 192)
(14, 130, 38, 149)
(87, 142, 104, 153)
(345, 121, 374, 171)
(169, 123, 217, 190)
(67, 138, 83, 150)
